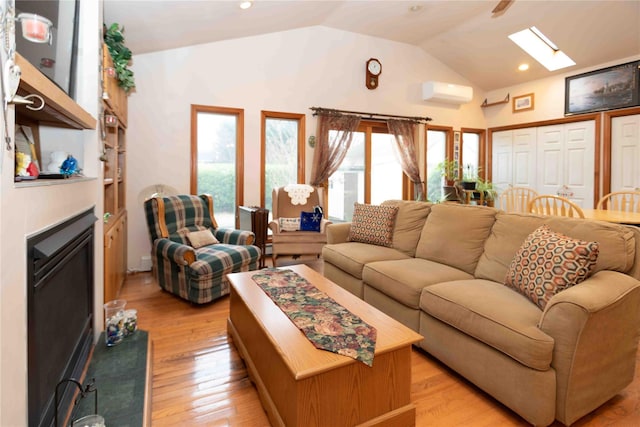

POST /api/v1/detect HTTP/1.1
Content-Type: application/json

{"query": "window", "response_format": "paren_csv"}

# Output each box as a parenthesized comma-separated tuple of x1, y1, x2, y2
(328, 121, 404, 222)
(426, 126, 452, 202)
(261, 111, 305, 212)
(461, 128, 486, 181)
(191, 105, 244, 228)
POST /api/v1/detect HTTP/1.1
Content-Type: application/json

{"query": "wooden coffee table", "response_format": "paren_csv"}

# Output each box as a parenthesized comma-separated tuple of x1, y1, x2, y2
(226, 264, 423, 427)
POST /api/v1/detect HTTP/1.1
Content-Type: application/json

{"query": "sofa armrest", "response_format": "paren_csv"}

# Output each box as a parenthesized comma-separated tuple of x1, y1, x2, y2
(154, 239, 197, 265)
(320, 218, 332, 233)
(327, 222, 351, 244)
(214, 228, 255, 245)
(538, 270, 640, 425)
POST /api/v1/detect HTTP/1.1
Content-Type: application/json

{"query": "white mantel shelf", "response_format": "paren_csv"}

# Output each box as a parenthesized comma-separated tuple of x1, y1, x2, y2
(14, 176, 97, 188)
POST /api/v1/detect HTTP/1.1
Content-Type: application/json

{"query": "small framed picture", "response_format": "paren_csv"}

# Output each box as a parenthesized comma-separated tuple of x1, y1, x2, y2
(513, 93, 534, 112)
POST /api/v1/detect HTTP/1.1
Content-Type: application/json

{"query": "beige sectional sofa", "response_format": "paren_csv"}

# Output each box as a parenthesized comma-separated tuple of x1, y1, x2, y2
(322, 201, 640, 426)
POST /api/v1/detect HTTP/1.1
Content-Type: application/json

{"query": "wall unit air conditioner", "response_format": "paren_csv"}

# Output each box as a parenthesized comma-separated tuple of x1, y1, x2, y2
(422, 81, 473, 104)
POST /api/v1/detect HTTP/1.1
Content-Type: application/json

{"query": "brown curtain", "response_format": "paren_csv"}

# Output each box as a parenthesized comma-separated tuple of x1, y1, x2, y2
(387, 119, 425, 201)
(310, 113, 361, 186)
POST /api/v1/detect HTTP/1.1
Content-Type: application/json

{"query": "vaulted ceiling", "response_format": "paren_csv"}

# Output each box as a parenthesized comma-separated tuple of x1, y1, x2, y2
(103, 0, 640, 91)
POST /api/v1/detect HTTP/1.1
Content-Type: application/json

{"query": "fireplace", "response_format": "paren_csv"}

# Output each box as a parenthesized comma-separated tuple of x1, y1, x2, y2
(27, 208, 97, 427)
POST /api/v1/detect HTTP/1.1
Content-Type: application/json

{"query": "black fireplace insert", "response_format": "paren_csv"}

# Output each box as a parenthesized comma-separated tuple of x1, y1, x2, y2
(27, 208, 97, 427)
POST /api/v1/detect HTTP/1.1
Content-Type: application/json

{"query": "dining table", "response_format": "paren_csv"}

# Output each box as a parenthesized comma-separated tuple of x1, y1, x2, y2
(581, 209, 640, 225)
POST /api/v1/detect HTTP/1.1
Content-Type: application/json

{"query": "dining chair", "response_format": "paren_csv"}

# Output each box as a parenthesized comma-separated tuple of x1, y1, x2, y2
(528, 194, 585, 218)
(596, 191, 640, 212)
(499, 186, 539, 213)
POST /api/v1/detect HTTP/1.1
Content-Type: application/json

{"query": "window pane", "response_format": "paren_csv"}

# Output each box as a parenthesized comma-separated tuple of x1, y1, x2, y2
(196, 112, 236, 228)
(462, 132, 480, 180)
(426, 130, 446, 202)
(328, 131, 364, 222)
(371, 133, 402, 204)
(265, 118, 298, 213)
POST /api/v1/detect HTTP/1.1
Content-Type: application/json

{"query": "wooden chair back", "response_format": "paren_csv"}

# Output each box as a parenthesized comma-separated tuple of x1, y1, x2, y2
(528, 195, 585, 218)
(596, 191, 640, 212)
(499, 187, 539, 213)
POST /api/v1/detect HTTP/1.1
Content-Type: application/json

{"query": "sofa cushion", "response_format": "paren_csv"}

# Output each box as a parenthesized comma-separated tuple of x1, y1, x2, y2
(505, 225, 599, 310)
(348, 203, 399, 247)
(421, 279, 554, 371)
(381, 200, 432, 257)
(475, 211, 635, 283)
(322, 242, 410, 279)
(415, 204, 497, 274)
(364, 258, 473, 309)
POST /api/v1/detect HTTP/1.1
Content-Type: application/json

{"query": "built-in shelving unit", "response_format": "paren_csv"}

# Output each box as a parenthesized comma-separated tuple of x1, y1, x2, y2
(102, 43, 129, 303)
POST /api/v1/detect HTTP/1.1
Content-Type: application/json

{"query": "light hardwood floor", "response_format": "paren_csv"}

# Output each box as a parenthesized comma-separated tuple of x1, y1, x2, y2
(120, 260, 640, 426)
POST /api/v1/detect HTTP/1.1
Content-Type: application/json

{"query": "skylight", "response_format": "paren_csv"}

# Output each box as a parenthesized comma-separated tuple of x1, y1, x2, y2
(508, 26, 575, 71)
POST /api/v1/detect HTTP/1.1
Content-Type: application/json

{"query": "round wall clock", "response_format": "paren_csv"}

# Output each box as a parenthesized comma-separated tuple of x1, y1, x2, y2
(366, 58, 382, 90)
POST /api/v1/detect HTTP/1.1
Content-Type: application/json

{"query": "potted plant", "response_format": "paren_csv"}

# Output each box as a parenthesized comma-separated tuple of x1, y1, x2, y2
(104, 23, 136, 93)
(461, 164, 478, 190)
(434, 159, 459, 201)
(476, 177, 498, 207)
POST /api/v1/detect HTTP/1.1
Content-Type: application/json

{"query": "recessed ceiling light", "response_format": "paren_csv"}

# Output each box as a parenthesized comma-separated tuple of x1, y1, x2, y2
(239, 1, 252, 10)
(409, 5, 422, 12)
(518, 63, 529, 71)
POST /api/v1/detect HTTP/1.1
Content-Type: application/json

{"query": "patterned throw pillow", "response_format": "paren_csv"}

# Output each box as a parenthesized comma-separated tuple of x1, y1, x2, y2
(187, 229, 219, 248)
(348, 203, 399, 247)
(504, 224, 599, 310)
(279, 217, 301, 231)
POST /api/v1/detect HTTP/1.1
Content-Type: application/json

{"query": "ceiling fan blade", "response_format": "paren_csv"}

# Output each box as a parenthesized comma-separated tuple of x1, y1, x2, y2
(492, 0, 514, 14)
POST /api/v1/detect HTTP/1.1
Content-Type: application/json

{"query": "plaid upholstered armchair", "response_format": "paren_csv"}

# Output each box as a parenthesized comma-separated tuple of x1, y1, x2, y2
(144, 194, 261, 304)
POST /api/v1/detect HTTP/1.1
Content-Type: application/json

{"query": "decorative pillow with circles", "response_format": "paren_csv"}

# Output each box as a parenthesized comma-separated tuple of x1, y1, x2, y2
(279, 217, 301, 232)
(504, 224, 599, 310)
(348, 203, 399, 247)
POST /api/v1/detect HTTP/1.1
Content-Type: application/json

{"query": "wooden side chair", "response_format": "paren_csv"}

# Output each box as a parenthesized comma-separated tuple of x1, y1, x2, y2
(596, 191, 640, 212)
(528, 194, 585, 218)
(499, 187, 539, 213)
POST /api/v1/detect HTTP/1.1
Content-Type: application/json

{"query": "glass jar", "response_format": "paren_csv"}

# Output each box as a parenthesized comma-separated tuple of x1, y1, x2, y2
(104, 299, 127, 346)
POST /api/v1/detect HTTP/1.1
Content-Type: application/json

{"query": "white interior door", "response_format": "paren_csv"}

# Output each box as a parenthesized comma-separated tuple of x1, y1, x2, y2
(537, 125, 564, 196)
(512, 128, 536, 187)
(611, 114, 640, 191)
(491, 130, 513, 195)
(564, 121, 594, 208)
(536, 121, 595, 208)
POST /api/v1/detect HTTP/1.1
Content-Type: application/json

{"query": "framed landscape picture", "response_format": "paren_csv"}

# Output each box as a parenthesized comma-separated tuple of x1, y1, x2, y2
(513, 93, 534, 112)
(565, 60, 640, 115)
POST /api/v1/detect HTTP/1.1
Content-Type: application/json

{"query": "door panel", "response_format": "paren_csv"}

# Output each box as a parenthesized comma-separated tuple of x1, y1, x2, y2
(512, 128, 536, 187)
(491, 130, 513, 194)
(612, 115, 640, 191)
(564, 121, 594, 207)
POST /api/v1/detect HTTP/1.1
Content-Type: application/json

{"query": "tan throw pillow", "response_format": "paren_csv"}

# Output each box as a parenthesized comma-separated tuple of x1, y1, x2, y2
(348, 203, 399, 247)
(279, 217, 300, 231)
(187, 229, 219, 248)
(504, 224, 599, 310)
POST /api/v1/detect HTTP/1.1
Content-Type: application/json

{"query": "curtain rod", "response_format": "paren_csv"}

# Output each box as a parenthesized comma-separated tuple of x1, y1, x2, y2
(310, 107, 432, 123)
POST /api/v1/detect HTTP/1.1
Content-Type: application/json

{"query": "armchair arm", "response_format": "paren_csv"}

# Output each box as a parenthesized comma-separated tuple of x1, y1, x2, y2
(538, 270, 640, 425)
(153, 238, 197, 265)
(268, 220, 280, 234)
(327, 222, 351, 244)
(214, 228, 255, 245)
(320, 218, 332, 233)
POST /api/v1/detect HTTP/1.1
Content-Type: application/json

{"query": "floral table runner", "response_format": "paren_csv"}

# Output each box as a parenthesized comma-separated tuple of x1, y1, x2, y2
(251, 268, 377, 366)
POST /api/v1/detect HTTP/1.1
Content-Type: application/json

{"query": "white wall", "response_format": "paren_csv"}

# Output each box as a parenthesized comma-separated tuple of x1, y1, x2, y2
(0, 1, 102, 425)
(482, 55, 640, 127)
(126, 25, 488, 271)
